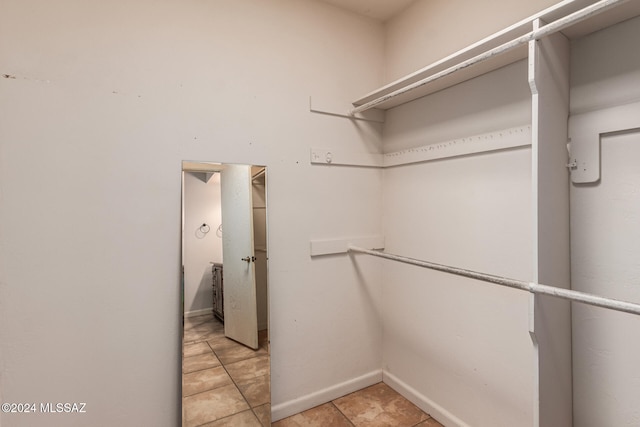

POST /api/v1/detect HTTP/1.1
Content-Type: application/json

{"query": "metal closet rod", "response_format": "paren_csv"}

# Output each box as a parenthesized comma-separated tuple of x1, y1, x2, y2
(349, 0, 628, 115)
(348, 245, 640, 317)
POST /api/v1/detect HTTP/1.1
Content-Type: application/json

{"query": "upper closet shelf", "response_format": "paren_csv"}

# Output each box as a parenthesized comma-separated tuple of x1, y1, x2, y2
(351, 0, 640, 113)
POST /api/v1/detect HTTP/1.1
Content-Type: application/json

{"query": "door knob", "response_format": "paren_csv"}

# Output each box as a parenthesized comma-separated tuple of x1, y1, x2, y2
(241, 256, 256, 263)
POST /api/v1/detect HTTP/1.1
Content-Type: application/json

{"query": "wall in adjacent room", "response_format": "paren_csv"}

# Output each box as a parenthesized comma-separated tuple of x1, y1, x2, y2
(183, 171, 222, 316)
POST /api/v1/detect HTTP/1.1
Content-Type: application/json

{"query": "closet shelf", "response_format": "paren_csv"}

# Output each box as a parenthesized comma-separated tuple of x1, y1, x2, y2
(351, 0, 640, 112)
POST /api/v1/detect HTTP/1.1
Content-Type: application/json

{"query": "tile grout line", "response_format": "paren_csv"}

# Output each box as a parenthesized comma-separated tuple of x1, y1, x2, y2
(184, 314, 269, 426)
(329, 401, 357, 427)
(211, 347, 265, 425)
(182, 316, 246, 423)
(206, 324, 268, 426)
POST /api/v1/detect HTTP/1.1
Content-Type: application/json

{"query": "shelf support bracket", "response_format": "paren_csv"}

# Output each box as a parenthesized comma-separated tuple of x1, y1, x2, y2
(569, 101, 640, 183)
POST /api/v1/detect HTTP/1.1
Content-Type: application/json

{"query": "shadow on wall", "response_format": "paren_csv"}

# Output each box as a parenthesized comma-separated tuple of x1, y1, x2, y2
(188, 265, 214, 313)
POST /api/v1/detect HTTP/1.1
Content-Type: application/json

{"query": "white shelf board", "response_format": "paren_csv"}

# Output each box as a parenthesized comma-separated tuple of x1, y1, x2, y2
(557, 0, 640, 39)
(354, 31, 531, 111)
(352, 0, 640, 112)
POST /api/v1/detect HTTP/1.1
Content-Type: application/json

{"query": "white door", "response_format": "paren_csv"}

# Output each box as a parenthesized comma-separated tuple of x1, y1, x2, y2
(570, 130, 640, 426)
(221, 164, 258, 350)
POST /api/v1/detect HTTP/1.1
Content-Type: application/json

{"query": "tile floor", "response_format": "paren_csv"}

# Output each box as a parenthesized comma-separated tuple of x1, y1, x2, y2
(273, 382, 444, 427)
(183, 313, 444, 427)
(182, 313, 270, 426)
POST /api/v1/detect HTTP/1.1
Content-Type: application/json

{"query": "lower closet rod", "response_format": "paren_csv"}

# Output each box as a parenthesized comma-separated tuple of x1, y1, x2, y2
(348, 245, 640, 317)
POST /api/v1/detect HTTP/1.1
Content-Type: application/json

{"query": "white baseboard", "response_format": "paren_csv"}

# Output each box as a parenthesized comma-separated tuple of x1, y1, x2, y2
(383, 370, 470, 427)
(186, 309, 267, 331)
(184, 308, 213, 318)
(271, 370, 382, 422)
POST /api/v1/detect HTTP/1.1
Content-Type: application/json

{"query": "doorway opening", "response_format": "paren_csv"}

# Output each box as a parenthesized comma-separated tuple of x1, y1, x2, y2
(181, 161, 270, 426)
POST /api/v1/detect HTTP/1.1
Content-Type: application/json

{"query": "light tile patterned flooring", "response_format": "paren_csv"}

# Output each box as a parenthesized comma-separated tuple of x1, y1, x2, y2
(183, 313, 444, 427)
(182, 313, 270, 426)
(273, 382, 444, 427)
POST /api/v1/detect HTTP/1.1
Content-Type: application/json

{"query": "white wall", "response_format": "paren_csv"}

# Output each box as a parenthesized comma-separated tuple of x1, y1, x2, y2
(183, 172, 222, 316)
(379, 2, 546, 425)
(570, 14, 640, 114)
(382, 60, 532, 153)
(0, 1, 385, 425)
(569, 16, 640, 427)
(571, 130, 640, 427)
(381, 64, 535, 426)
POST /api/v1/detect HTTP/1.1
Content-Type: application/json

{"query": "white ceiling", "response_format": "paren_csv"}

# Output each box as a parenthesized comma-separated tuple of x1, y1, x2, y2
(317, 0, 417, 22)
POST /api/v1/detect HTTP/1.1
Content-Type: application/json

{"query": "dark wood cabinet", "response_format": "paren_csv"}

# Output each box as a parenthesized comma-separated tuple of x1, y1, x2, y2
(211, 263, 224, 322)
